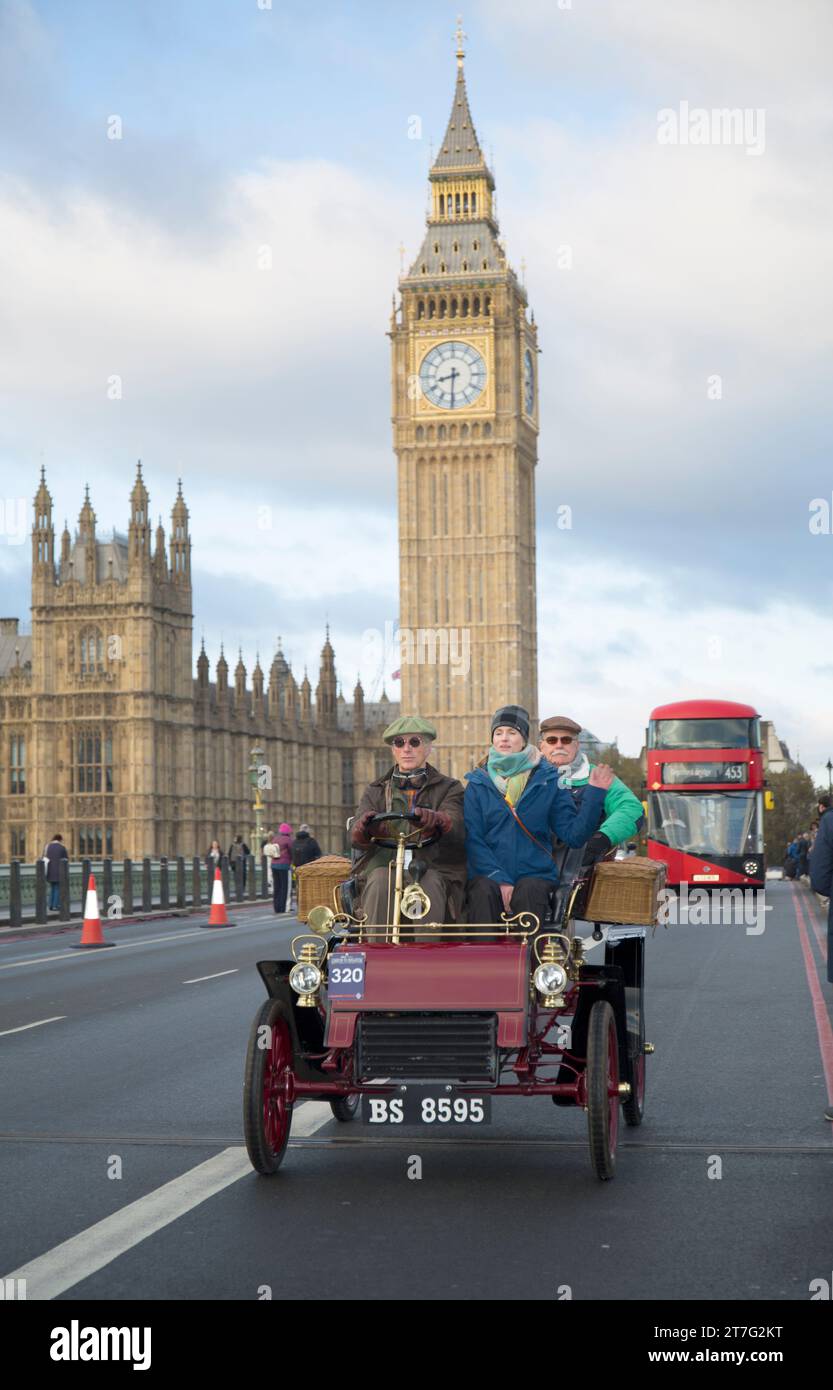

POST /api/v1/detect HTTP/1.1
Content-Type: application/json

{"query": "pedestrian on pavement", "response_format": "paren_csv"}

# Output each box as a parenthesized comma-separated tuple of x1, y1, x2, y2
(229, 834, 250, 889)
(43, 833, 68, 911)
(206, 840, 223, 874)
(292, 824, 322, 867)
(797, 833, 811, 880)
(269, 824, 293, 913)
(809, 794, 833, 1121)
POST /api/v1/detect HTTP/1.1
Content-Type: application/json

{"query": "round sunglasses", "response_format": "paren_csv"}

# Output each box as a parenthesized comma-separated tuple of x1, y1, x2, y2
(392, 735, 424, 748)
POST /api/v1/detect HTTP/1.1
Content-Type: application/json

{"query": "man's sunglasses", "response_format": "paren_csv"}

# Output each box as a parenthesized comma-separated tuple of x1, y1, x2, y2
(392, 736, 424, 748)
(543, 734, 577, 746)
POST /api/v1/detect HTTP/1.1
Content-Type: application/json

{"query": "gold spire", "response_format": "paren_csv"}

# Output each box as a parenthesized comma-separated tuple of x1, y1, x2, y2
(455, 15, 466, 71)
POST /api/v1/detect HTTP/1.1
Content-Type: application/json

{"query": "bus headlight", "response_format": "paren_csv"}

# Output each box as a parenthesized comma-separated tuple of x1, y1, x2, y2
(743, 860, 759, 876)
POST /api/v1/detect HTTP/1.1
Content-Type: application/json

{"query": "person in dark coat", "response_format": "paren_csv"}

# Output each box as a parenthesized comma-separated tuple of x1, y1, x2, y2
(464, 706, 613, 925)
(229, 834, 250, 889)
(43, 833, 68, 911)
(809, 795, 833, 1120)
(291, 825, 322, 867)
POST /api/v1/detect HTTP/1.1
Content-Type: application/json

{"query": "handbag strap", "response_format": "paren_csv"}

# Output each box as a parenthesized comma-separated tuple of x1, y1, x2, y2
(504, 799, 558, 864)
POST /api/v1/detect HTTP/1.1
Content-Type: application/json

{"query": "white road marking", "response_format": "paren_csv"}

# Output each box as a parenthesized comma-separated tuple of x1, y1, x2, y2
(1, 1102, 333, 1300)
(0, 1015, 67, 1038)
(0, 915, 288, 972)
(182, 970, 239, 984)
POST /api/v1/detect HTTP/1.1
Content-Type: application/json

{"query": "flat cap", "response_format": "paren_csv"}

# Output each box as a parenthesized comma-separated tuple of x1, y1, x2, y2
(540, 714, 582, 736)
(382, 715, 438, 744)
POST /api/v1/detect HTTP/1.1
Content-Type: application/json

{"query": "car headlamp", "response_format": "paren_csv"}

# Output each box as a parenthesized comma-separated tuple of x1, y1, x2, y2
(289, 962, 322, 995)
(534, 963, 567, 995)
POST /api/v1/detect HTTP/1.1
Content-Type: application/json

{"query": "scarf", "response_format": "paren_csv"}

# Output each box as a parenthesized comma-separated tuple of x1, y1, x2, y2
(487, 743, 541, 806)
(555, 752, 591, 787)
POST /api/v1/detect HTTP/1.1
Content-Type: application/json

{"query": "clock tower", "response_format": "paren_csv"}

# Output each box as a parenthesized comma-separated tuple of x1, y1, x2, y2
(391, 25, 539, 779)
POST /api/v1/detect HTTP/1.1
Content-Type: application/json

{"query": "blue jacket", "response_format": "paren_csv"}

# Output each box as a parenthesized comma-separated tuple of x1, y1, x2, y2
(810, 813, 833, 898)
(464, 760, 607, 885)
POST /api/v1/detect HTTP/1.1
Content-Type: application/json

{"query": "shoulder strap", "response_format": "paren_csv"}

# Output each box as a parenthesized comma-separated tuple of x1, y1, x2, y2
(504, 799, 558, 863)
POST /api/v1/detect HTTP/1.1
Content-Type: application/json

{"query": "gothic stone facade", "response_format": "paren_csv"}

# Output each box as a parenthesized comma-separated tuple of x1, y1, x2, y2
(0, 467, 398, 861)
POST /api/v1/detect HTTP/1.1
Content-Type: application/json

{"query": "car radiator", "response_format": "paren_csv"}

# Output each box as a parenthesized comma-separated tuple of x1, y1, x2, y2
(356, 1012, 498, 1082)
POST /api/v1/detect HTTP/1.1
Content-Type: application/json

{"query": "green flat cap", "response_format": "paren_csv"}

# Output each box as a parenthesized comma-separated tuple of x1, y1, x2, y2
(382, 715, 438, 744)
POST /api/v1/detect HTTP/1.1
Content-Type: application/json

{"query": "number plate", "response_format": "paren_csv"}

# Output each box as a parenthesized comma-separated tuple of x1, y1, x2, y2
(362, 1088, 492, 1126)
(327, 952, 366, 1000)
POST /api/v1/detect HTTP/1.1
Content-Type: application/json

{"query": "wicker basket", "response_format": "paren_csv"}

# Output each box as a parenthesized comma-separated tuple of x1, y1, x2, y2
(584, 858, 667, 926)
(295, 855, 352, 922)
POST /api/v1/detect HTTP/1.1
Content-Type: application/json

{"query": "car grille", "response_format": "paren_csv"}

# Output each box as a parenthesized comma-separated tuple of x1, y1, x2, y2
(356, 1012, 498, 1082)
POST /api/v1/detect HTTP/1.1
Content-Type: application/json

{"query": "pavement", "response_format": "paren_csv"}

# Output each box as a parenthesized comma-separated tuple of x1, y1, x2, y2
(0, 882, 831, 1301)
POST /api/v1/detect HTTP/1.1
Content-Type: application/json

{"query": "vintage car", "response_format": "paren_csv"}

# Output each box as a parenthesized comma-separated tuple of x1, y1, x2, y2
(243, 811, 658, 1182)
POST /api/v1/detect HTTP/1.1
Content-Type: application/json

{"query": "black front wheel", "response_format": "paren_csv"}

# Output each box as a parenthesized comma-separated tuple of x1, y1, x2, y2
(586, 1000, 619, 1181)
(330, 1093, 360, 1122)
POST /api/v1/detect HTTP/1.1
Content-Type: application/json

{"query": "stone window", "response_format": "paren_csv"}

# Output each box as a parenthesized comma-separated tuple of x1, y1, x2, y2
(79, 627, 104, 675)
(10, 826, 26, 858)
(9, 735, 25, 794)
(77, 825, 113, 857)
(74, 731, 114, 793)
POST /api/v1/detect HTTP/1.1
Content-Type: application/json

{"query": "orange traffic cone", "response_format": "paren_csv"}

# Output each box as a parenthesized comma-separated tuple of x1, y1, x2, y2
(72, 873, 116, 949)
(201, 867, 234, 928)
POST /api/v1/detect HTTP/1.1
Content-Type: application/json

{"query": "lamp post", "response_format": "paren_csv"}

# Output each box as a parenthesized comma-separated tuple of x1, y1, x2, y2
(827, 759, 832, 797)
(249, 745, 266, 858)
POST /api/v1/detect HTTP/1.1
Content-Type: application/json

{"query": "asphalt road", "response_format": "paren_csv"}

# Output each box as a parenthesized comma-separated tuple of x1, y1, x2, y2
(1, 883, 831, 1301)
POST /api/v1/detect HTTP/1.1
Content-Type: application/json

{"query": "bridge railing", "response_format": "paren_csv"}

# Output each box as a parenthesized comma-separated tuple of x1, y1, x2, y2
(0, 855, 273, 927)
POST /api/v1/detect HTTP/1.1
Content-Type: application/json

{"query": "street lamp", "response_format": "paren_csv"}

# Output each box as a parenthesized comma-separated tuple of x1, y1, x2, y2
(827, 759, 832, 797)
(249, 746, 266, 857)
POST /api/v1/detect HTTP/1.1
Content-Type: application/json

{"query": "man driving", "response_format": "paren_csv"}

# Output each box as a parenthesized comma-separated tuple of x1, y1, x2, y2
(350, 716, 466, 924)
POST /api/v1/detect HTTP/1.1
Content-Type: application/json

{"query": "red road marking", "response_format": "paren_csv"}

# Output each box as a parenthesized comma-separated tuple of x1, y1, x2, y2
(790, 888, 833, 1128)
(800, 889, 828, 963)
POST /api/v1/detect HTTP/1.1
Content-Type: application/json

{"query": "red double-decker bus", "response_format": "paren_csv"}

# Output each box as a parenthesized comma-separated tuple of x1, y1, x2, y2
(645, 700, 766, 887)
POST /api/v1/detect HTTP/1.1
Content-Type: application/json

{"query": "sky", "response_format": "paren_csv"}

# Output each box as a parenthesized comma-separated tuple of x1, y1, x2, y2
(0, 0, 831, 780)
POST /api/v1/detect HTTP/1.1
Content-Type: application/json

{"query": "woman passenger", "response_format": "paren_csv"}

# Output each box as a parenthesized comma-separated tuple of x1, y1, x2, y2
(464, 705, 614, 924)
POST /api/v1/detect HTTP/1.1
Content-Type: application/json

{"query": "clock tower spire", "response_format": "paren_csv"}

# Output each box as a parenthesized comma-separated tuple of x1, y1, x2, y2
(391, 27, 539, 778)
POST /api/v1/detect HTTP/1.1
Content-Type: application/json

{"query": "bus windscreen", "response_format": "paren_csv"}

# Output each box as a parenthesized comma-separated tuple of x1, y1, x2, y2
(649, 790, 761, 856)
(650, 718, 756, 750)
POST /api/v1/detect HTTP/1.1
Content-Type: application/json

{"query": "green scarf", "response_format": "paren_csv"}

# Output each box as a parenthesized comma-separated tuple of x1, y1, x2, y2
(487, 744, 540, 806)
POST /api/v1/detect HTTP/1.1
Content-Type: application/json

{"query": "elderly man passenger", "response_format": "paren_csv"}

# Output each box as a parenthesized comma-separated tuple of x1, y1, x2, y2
(350, 716, 466, 925)
(538, 715, 644, 862)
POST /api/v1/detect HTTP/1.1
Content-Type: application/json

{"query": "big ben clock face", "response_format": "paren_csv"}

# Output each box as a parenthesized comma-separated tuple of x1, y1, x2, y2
(523, 348, 534, 415)
(419, 341, 486, 410)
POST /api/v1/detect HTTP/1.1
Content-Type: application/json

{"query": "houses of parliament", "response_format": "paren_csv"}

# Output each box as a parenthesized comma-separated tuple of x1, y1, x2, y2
(0, 30, 538, 859)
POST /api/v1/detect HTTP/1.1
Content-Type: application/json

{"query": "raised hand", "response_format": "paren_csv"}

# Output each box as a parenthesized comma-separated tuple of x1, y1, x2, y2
(588, 763, 615, 790)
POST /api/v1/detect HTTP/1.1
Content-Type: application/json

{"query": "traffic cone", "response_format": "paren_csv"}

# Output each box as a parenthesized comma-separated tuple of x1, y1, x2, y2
(201, 867, 234, 928)
(71, 874, 115, 949)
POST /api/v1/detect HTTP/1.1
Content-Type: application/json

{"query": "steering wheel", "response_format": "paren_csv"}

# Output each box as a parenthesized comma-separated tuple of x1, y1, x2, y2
(366, 809, 440, 850)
